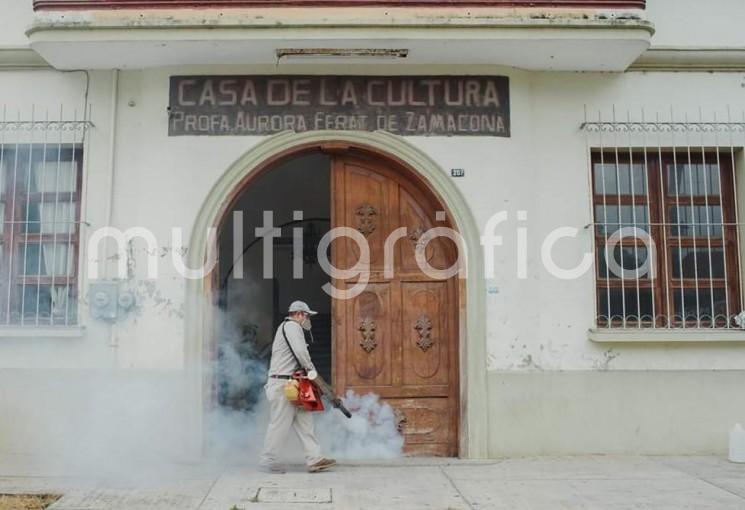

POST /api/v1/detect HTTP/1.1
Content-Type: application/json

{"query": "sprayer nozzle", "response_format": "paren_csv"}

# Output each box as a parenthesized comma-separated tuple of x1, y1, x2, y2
(333, 398, 353, 419)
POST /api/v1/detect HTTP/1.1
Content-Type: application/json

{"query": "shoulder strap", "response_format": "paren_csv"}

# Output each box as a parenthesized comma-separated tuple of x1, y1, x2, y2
(281, 320, 304, 372)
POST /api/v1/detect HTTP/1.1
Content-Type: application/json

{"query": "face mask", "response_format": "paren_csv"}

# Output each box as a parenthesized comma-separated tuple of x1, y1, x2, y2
(301, 316, 312, 331)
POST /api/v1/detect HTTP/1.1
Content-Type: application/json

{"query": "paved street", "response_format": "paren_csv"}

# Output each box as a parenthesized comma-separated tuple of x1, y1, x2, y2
(1, 455, 744, 509)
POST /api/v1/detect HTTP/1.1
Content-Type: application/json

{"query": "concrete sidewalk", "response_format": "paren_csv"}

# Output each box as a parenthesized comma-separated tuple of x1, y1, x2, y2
(1, 456, 744, 509)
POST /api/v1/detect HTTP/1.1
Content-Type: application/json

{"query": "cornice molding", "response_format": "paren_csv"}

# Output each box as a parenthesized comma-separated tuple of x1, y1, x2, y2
(631, 47, 745, 71)
(33, 0, 646, 10)
(0, 47, 51, 69)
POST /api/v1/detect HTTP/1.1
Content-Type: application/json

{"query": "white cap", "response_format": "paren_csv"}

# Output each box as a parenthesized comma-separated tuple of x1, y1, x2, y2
(288, 300, 318, 315)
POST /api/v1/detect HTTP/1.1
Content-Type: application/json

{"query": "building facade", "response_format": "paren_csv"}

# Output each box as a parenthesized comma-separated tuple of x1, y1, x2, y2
(0, 0, 744, 459)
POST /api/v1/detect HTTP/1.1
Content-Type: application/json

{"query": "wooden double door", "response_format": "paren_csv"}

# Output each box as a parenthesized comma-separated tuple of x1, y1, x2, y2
(329, 150, 460, 457)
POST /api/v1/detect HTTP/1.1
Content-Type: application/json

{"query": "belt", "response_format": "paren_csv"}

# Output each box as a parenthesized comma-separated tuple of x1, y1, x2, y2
(269, 374, 293, 380)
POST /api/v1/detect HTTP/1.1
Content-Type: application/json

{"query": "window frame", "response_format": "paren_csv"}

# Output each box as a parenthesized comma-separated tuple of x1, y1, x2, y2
(592, 150, 740, 329)
(0, 143, 83, 326)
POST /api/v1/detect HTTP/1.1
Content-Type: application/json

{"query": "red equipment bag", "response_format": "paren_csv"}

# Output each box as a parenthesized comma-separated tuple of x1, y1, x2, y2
(281, 320, 325, 413)
(293, 370, 325, 412)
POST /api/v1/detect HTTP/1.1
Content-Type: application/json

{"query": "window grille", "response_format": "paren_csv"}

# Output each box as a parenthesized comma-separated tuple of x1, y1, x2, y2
(583, 108, 745, 329)
(0, 107, 90, 326)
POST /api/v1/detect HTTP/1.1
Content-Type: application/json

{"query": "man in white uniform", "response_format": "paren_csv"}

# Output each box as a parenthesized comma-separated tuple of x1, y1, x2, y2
(259, 300, 336, 473)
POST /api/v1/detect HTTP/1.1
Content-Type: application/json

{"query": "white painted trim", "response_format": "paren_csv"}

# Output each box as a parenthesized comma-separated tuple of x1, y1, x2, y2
(27, 9, 654, 34)
(0, 326, 86, 338)
(26, 10, 652, 71)
(589, 328, 745, 343)
(0, 47, 49, 69)
(631, 47, 745, 71)
(184, 129, 488, 459)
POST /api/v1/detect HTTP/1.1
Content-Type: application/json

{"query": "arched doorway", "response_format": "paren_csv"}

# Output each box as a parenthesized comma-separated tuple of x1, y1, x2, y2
(185, 130, 488, 459)
(213, 145, 459, 455)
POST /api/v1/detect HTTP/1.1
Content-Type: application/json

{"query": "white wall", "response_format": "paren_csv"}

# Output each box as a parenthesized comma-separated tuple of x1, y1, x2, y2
(646, 0, 745, 48)
(488, 370, 745, 456)
(0, 0, 34, 48)
(1, 64, 744, 374)
(1, 0, 745, 456)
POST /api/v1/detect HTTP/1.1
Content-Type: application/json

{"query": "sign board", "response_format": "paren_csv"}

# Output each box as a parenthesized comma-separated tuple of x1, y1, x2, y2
(168, 75, 510, 137)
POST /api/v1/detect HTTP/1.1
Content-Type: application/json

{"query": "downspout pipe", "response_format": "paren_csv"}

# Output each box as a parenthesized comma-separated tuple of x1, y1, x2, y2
(106, 69, 119, 349)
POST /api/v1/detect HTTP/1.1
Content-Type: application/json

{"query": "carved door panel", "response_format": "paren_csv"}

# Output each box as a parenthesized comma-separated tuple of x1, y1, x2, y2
(399, 186, 455, 273)
(343, 283, 393, 388)
(331, 151, 459, 457)
(401, 281, 450, 387)
(335, 158, 395, 275)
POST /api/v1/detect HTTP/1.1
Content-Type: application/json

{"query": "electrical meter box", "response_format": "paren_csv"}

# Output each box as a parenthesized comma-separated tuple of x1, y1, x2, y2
(89, 281, 136, 321)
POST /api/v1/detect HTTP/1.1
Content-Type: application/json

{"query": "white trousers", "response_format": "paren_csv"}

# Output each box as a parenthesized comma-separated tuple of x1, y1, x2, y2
(259, 379, 324, 467)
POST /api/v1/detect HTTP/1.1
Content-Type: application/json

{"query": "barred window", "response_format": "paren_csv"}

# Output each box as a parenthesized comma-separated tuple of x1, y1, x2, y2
(592, 151, 740, 328)
(0, 144, 82, 326)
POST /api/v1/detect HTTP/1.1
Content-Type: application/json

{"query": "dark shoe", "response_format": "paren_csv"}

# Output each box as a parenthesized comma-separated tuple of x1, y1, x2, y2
(308, 458, 336, 473)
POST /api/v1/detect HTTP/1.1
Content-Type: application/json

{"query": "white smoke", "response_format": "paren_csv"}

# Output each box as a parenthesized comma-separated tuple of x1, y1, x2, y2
(203, 296, 269, 467)
(213, 277, 404, 463)
(316, 391, 404, 460)
(0, 299, 271, 483)
(209, 297, 404, 463)
(205, 298, 405, 465)
(0, 294, 402, 482)
(203, 401, 268, 467)
(2, 368, 202, 484)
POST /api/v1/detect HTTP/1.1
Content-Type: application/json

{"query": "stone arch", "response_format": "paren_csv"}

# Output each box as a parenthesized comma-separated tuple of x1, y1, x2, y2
(184, 130, 487, 458)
